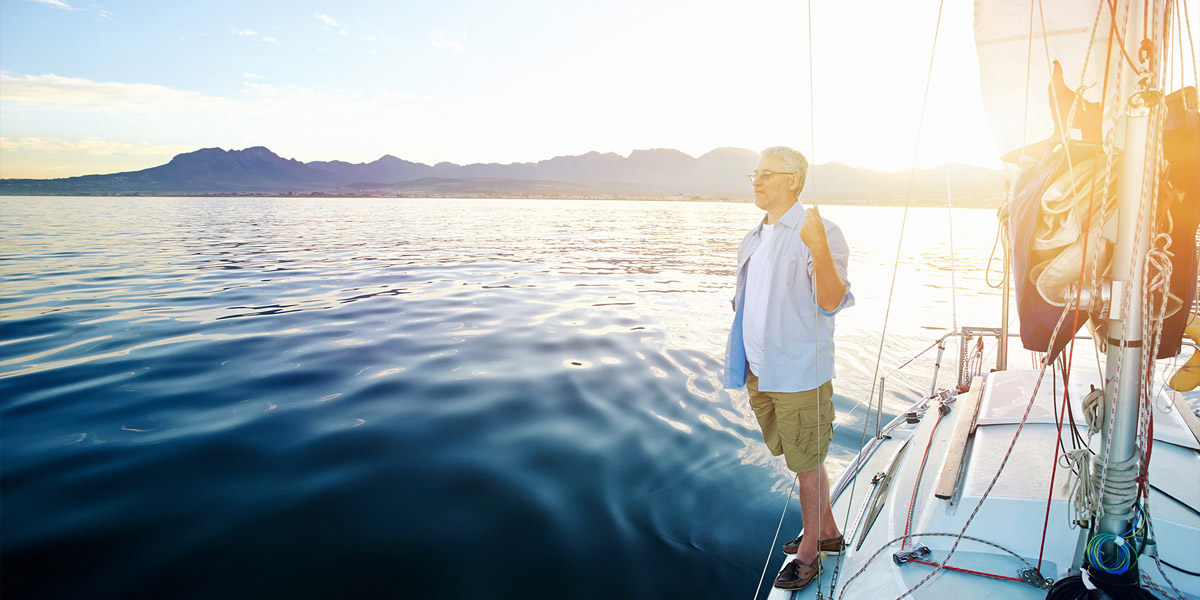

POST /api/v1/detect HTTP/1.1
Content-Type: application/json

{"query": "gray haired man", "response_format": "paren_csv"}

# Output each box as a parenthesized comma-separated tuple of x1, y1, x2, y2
(722, 146, 854, 591)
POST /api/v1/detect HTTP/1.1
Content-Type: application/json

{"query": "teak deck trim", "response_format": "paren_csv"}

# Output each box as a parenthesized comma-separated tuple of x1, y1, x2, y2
(934, 376, 986, 500)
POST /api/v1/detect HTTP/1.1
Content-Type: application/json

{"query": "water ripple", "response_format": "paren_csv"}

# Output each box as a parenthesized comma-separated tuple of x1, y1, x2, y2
(2, 197, 1194, 599)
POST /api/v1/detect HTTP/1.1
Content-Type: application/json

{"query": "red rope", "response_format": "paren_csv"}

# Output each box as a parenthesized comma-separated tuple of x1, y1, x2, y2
(1106, 0, 1145, 70)
(907, 558, 1026, 583)
(1037, 381, 1072, 572)
(902, 403, 947, 550)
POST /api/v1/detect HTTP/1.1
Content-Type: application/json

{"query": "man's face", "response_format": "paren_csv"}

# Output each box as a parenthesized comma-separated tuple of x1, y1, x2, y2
(751, 155, 798, 214)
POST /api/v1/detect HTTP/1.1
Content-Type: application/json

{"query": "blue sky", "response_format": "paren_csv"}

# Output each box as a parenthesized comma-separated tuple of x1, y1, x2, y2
(2, 0, 1194, 179)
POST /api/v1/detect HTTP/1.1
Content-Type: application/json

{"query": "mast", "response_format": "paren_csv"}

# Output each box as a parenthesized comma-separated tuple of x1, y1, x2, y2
(1096, 0, 1162, 544)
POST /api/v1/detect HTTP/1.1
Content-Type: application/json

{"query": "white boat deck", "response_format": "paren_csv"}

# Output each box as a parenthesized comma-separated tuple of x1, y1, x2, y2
(768, 369, 1200, 600)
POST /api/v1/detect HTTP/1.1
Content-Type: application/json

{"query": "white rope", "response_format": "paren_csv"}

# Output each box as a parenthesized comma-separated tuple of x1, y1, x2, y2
(1066, 384, 1104, 526)
(1180, 0, 1198, 86)
(1095, 451, 1141, 521)
(807, 0, 816, 193)
(1131, 52, 1179, 597)
(754, 2, 831, 595)
(1067, 447, 1100, 524)
(805, 4, 832, 593)
(1142, 502, 1187, 600)
(946, 162, 958, 336)
(1082, 385, 1104, 434)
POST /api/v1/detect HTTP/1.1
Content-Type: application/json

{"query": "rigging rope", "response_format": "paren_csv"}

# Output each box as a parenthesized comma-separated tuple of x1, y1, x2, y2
(753, 477, 797, 600)
(947, 164, 958, 336)
(829, 1, 947, 597)
(1182, 0, 1198, 85)
(751, 4, 830, 596)
(1037, 374, 1073, 571)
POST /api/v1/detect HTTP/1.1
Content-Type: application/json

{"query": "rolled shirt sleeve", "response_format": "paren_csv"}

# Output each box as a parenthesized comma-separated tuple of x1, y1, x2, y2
(808, 219, 854, 317)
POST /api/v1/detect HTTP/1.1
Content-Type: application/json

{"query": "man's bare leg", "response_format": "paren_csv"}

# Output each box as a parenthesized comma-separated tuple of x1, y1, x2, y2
(793, 465, 841, 565)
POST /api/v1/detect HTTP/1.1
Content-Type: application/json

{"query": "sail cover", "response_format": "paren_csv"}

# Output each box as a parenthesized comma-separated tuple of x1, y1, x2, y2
(976, 0, 1199, 359)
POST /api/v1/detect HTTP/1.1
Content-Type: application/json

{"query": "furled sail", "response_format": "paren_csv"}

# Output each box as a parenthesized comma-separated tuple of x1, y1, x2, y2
(975, 0, 1198, 360)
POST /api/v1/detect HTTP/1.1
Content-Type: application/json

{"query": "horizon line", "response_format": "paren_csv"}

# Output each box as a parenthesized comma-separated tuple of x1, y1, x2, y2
(1, 144, 1014, 182)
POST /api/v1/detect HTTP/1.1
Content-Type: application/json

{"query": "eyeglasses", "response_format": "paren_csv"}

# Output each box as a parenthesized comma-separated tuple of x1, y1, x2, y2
(747, 170, 797, 183)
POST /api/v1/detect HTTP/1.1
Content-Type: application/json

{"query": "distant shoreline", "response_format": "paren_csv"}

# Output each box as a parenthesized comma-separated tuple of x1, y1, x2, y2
(0, 146, 1013, 206)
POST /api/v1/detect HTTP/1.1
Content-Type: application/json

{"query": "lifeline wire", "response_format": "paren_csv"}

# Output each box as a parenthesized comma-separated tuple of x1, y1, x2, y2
(946, 162, 958, 336)
(752, 477, 797, 600)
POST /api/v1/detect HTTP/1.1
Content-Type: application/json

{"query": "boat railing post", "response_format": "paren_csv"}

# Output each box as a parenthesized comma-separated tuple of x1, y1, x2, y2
(956, 332, 970, 391)
(875, 376, 886, 438)
(998, 213, 1010, 371)
(930, 335, 948, 398)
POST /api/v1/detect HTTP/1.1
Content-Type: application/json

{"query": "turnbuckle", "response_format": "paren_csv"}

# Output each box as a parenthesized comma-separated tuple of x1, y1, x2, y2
(892, 545, 931, 565)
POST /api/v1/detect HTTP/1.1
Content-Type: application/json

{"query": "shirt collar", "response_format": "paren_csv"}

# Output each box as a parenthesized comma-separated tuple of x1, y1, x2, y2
(757, 200, 806, 233)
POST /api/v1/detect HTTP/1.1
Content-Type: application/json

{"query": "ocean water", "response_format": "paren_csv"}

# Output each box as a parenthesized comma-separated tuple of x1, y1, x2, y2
(1, 197, 1195, 599)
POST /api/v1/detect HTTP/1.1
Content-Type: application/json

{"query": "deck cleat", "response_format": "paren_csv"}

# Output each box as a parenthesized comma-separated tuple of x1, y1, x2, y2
(892, 545, 931, 565)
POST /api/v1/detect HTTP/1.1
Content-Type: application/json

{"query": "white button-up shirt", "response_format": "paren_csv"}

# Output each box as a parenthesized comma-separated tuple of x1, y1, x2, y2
(722, 201, 854, 393)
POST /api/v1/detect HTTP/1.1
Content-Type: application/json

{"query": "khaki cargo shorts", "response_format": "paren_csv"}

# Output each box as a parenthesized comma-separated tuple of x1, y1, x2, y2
(747, 373, 834, 473)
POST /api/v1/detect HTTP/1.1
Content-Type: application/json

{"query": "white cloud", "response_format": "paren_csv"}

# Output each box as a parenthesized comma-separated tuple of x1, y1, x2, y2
(0, 72, 238, 115)
(29, 0, 77, 10)
(0, 136, 192, 156)
(232, 29, 279, 45)
(0, 72, 465, 169)
(432, 30, 466, 52)
(0, 72, 431, 136)
(89, 4, 112, 19)
(315, 13, 349, 35)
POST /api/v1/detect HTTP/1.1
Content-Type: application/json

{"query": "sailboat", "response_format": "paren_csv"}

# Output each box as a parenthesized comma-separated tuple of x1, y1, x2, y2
(763, 1, 1199, 598)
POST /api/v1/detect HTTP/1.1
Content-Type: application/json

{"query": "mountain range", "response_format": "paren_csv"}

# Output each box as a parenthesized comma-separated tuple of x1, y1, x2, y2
(0, 146, 1011, 206)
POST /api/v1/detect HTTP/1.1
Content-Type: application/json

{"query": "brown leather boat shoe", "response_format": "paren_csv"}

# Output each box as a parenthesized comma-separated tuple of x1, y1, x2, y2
(774, 555, 821, 590)
(782, 533, 845, 555)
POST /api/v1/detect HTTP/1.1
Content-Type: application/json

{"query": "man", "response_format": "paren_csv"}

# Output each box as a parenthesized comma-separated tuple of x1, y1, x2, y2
(722, 146, 853, 591)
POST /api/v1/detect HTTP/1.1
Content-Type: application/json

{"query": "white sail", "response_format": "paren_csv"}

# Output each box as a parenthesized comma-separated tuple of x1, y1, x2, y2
(974, 0, 1151, 161)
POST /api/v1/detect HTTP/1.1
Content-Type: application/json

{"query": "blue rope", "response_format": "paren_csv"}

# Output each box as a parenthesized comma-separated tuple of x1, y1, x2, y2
(1086, 532, 1133, 575)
